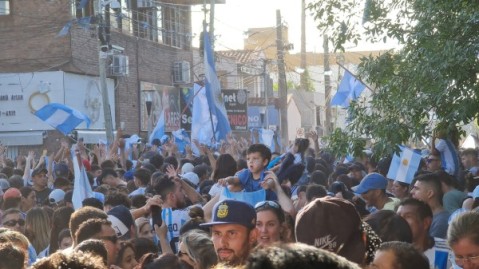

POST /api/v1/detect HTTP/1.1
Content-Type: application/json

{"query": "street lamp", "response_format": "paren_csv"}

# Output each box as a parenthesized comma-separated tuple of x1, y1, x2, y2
(145, 91, 153, 141)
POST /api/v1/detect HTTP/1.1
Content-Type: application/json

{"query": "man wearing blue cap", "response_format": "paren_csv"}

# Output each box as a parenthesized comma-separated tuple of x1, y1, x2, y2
(353, 173, 400, 211)
(201, 199, 258, 266)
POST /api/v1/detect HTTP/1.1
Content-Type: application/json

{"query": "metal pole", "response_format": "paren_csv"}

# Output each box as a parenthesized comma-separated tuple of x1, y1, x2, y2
(323, 34, 331, 135)
(263, 59, 269, 128)
(276, 10, 288, 146)
(98, 0, 114, 145)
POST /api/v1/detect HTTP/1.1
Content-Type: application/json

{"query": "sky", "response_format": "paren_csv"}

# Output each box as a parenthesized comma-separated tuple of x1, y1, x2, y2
(190, 0, 397, 53)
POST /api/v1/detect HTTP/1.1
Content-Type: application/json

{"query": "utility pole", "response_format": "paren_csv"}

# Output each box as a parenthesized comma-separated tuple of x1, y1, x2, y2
(209, 0, 215, 50)
(300, 0, 307, 90)
(276, 10, 289, 146)
(263, 59, 269, 128)
(323, 34, 331, 135)
(98, 0, 114, 145)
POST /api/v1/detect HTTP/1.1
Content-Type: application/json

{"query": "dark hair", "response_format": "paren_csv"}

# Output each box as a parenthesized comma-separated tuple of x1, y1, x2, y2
(8, 175, 24, 189)
(100, 160, 116, 170)
(131, 238, 159, 261)
(153, 175, 176, 199)
(398, 198, 433, 221)
(57, 229, 71, 246)
(31, 250, 107, 269)
(97, 168, 118, 185)
(180, 207, 208, 235)
(306, 184, 327, 202)
(0, 242, 25, 269)
(193, 164, 210, 180)
(134, 168, 152, 186)
(462, 148, 478, 158)
(82, 198, 104, 210)
(414, 173, 444, 204)
(247, 144, 272, 165)
(435, 170, 458, 189)
(54, 177, 72, 189)
(149, 154, 164, 169)
(310, 171, 328, 187)
(75, 218, 112, 245)
(74, 239, 108, 266)
(69, 206, 108, 244)
(237, 159, 247, 171)
(19, 186, 34, 199)
(378, 241, 429, 269)
(244, 242, 361, 269)
(212, 154, 237, 182)
(131, 194, 148, 210)
(164, 156, 179, 170)
(294, 138, 310, 155)
(144, 253, 181, 269)
(104, 191, 131, 208)
(364, 210, 412, 243)
(115, 241, 136, 267)
(49, 206, 74, 253)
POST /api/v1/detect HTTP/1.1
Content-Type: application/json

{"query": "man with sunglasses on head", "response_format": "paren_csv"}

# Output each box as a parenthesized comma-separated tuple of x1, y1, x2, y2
(1, 208, 25, 234)
(201, 199, 258, 266)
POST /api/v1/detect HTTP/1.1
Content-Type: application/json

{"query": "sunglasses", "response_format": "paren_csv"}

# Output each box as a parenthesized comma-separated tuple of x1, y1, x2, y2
(254, 200, 280, 210)
(2, 219, 25, 227)
(98, 235, 118, 244)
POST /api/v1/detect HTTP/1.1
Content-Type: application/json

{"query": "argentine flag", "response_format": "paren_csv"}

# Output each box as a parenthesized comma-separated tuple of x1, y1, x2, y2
(34, 103, 91, 135)
(149, 111, 165, 144)
(203, 29, 231, 141)
(259, 128, 275, 151)
(387, 146, 422, 184)
(71, 148, 93, 209)
(191, 83, 214, 150)
(330, 70, 366, 108)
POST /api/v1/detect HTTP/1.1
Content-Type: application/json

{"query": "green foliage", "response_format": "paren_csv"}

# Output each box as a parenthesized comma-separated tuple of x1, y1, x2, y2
(308, 0, 479, 157)
(323, 128, 367, 158)
(302, 69, 315, 92)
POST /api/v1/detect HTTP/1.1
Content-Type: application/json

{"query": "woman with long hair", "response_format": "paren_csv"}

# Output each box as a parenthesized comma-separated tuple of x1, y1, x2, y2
(179, 229, 217, 269)
(115, 241, 138, 269)
(25, 207, 51, 256)
(208, 154, 238, 197)
(254, 200, 288, 246)
(49, 206, 74, 254)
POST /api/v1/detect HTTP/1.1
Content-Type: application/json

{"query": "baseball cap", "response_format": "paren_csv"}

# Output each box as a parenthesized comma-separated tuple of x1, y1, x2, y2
(53, 163, 69, 178)
(31, 167, 48, 177)
(49, 189, 65, 204)
(352, 173, 388, 194)
(0, 178, 10, 191)
(295, 197, 366, 264)
(3, 188, 21, 200)
(181, 172, 199, 187)
(108, 205, 134, 237)
(201, 199, 256, 229)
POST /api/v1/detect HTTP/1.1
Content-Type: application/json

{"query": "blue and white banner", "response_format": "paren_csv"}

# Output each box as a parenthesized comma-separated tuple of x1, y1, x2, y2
(172, 128, 190, 154)
(34, 103, 91, 135)
(191, 83, 214, 151)
(149, 111, 165, 144)
(330, 70, 366, 108)
(72, 148, 93, 210)
(203, 30, 231, 141)
(387, 146, 422, 184)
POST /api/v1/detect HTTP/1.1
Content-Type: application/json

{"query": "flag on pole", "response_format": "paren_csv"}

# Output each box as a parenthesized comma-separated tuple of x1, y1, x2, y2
(72, 148, 93, 210)
(203, 29, 231, 141)
(34, 103, 91, 135)
(191, 83, 214, 149)
(387, 146, 422, 184)
(330, 70, 366, 108)
(149, 111, 165, 144)
(259, 128, 275, 151)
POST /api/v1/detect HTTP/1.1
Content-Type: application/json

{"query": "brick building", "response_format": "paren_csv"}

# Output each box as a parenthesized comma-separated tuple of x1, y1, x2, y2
(0, 0, 196, 157)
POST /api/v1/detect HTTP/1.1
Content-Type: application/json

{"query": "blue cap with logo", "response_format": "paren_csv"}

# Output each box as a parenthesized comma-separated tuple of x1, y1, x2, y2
(201, 199, 256, 229)
(353, 173, 388, 194)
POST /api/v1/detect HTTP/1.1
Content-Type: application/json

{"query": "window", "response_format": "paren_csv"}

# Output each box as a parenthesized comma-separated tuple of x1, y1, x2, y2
(0, 0, 10, 15)
(163, 5, 191, 49)
(72, 0, 96, 18)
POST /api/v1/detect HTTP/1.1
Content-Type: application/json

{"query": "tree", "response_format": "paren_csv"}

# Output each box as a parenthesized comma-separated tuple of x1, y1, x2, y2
(308, 0, 479, 157)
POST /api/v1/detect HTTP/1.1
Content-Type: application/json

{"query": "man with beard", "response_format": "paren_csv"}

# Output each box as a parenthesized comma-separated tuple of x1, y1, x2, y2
(153, 174, 204, 253)
(201, 199, 258, 266)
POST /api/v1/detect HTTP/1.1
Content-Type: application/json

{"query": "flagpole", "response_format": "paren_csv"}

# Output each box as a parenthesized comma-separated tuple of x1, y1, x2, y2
(336, 62, 374, 93)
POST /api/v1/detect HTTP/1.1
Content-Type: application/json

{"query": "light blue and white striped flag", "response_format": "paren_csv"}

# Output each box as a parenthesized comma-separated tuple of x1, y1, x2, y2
(330, 70, 366, 108)
(387, 146, 422, 184)
(72, 148, 93, 210)
(34, 103, 91, 135)
(172, 128, 190, 154)
(191, 83, 214, 153)
(149, 111, 165, 144)
(203, 29, 231, 142)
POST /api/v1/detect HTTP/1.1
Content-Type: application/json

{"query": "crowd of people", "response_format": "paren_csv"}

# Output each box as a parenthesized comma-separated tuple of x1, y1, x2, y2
(0, 130, 478, 269)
